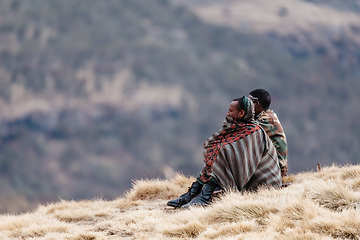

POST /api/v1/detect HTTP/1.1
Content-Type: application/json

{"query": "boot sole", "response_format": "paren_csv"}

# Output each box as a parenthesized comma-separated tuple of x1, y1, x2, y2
(167, 202, 182, 208)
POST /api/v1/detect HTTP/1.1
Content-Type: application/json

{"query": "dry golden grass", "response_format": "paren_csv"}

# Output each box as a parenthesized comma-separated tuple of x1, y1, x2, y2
(1, 164, 360, 239)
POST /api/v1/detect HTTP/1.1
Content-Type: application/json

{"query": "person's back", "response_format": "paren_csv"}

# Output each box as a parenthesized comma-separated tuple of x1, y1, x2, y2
(249, 89, 288, 177)
(211, 121, 281, 192)
(256, 109, 288, 176)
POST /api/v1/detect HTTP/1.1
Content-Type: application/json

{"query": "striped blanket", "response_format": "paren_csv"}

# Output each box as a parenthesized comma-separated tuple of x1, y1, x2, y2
(200, 120, 281, 192)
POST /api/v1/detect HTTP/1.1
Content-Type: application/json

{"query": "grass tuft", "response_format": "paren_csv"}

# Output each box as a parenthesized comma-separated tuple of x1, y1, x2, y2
(125, 174, 194, 201)
(304, 180, 359, 211)
(163, 221, 205, 238)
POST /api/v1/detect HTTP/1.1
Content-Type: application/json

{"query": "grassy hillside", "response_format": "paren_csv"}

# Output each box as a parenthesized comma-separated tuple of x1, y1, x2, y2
(1, 0, 360, 214)
(0, 164, 360, 239)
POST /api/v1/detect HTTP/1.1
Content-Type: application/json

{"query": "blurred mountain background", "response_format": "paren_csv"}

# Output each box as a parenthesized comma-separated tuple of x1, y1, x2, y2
(0, 0, 359, 213)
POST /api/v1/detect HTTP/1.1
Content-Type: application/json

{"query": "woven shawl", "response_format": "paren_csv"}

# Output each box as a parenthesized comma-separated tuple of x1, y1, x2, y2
(200, 120, 282, 192)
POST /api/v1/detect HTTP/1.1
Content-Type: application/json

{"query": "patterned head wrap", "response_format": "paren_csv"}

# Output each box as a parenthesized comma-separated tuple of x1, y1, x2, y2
(200, 96, 258, 183)
(241, 96, 255, 121)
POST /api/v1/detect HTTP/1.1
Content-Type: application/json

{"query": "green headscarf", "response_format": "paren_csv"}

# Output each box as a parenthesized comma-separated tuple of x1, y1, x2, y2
(241, 96, 255, 121)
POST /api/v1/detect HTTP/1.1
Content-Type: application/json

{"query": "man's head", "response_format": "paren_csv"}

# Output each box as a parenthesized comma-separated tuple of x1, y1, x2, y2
(249, 89, 271, 116)
(226, 96, 254, 123)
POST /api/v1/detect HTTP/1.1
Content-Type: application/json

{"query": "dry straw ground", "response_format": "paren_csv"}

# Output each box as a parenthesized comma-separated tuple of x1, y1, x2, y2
(1, 164, 360, 239)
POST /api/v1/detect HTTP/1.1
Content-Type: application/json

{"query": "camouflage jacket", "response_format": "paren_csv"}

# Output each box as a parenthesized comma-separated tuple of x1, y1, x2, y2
(255, 110, 288, 176)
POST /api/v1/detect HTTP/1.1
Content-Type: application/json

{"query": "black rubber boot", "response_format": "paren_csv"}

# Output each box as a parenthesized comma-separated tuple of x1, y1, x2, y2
(167, 181, 203, 208)
(181, 181, 218, 208)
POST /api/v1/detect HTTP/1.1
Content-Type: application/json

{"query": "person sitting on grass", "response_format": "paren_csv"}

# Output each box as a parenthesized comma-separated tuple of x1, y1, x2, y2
(167, 96, 282, 208)
(249, 89, 288, 177)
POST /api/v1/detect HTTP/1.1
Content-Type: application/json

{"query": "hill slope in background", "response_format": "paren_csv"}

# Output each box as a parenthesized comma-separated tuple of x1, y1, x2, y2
(1, 165, 360, 239)
(182, 0, 360, 168)
(0, 0, 360, 213)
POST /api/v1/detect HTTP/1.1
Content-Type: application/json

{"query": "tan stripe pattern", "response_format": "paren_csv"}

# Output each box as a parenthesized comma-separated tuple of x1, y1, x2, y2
(212, 127, 281, 192)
